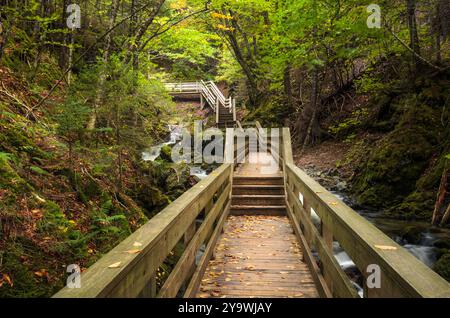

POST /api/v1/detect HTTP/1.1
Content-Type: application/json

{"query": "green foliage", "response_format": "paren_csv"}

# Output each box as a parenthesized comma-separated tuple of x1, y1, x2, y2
(55, 99, 90, 146)
(329, 109, 369, 137)
(434, 254, 450, 282)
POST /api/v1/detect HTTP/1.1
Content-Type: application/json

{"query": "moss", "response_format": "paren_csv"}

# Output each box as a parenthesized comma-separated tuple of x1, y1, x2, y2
(351, 101, 441, 213)
(160, 145, 173, 162)
(385, 191, 436, 220)
(433, 253, 450, 282)
(0, 242, 59, 297)
(0, 156, 32, 193)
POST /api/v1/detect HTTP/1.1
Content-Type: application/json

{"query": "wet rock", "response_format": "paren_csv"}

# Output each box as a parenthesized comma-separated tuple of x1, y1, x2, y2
(336, 181, 348, 191)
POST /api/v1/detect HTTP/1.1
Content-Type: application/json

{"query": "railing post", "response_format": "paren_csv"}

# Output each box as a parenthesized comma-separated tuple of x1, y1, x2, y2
(216, 99, 219, 124)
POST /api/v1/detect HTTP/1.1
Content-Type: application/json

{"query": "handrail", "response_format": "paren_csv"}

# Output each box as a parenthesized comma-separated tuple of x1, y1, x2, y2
(54, 163, 233, 298)
(280, 128, 450, 298)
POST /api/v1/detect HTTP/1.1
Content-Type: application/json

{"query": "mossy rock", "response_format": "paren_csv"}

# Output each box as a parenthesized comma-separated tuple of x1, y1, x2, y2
(433, 253, 450, 282)
(385, 191, 436, 220)
(351, 101, 441, 212)
(159, 145, 173, 162)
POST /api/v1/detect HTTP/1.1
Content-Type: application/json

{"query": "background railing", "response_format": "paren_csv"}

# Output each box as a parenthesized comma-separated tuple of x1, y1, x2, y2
(164, 81, 235, 123)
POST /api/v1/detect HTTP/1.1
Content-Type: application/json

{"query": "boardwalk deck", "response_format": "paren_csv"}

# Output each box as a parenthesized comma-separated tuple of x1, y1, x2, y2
(196, 215, 319, 298)
(196, 151, 319, 298)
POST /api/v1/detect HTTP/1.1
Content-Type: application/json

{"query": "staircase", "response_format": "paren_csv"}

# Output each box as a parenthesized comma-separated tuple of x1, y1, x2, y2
(165, 80, 236, 128)
(230, 153, 287, 216)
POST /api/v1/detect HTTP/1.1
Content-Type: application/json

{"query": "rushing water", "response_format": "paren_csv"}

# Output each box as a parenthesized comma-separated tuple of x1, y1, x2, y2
(142, 125, 210, 179)
(142, 124, 183, 161)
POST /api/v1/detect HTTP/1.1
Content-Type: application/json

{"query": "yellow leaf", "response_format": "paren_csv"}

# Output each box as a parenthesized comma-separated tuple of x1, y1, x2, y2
(124, 249, 141, 254)
(2, 274, 13, 287)
(108, 262, 122, 268)
(375, 245, 397, 251)
(133, 242, 143, 247)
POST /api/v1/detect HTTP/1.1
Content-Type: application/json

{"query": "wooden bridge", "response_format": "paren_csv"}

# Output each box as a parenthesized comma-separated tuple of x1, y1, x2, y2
(165, 81, 236, 128)
(54, 123, 450, 298)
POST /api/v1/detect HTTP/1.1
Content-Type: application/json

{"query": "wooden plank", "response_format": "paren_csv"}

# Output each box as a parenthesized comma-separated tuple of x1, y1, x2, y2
(158, 183, 231, 297)
(197, 215, 319, 298)
(53, 164, 231, 298)
(184, 201, 231, 298)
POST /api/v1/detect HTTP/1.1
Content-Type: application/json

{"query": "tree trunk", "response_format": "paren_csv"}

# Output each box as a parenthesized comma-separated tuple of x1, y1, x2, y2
(300, 67, 320, 152)
(87, 0, 120, 130)
(283, 64, 293, 112)
(406, 0, 421, 74)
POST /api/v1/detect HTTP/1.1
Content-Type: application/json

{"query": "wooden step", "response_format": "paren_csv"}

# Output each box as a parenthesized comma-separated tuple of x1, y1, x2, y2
(232, 185, 284, 195)
(233, 176, 284, 185)
(232, 195, 285, 206)
(230, 205, 286, 216)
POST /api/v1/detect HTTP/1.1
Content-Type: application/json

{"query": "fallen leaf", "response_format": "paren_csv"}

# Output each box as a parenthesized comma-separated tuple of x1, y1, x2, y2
(34, 269, 48, 278)
(1, 274, 13, 287)
(133, 242, 143, 247)
(124, 249, 141, 254)
(108, 262, 122, 268)
(375, 245, 397, 251)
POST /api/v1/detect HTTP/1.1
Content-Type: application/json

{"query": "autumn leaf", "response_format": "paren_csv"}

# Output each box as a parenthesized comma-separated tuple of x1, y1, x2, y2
(34, 269, 48, 278)
(0, 274, 13, 287)
(375, 245, 397, 251)
(133, 242, 143, 247)
(124, 249, 141, 254)
(108, 262, 122, 268)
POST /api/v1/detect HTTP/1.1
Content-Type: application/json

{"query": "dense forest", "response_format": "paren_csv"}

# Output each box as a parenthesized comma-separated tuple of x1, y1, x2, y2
(0, 0, 449, 297)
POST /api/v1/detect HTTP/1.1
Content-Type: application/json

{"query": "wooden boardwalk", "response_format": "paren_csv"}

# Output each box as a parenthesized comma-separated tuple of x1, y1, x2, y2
(196, 215, 318, 298)
(197, 151, 319, 298)
(54, 126, 450, 299)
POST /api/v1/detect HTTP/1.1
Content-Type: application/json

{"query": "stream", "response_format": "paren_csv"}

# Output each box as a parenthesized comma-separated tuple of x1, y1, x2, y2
(141, 124, 209, 180)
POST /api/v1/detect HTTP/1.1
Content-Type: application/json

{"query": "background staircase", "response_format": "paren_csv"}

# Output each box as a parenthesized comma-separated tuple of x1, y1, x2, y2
(165, 81, 236, 128)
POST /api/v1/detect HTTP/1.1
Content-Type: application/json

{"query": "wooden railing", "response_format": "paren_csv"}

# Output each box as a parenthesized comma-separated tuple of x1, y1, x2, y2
(54, 129, 240, 298)
(164, 81, 235, 123)
(279, 128, 450, 298)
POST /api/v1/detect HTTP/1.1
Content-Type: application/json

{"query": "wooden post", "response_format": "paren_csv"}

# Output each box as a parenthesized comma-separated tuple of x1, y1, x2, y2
(139, 274, 157, 298)
(216, 99, 219, 124)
